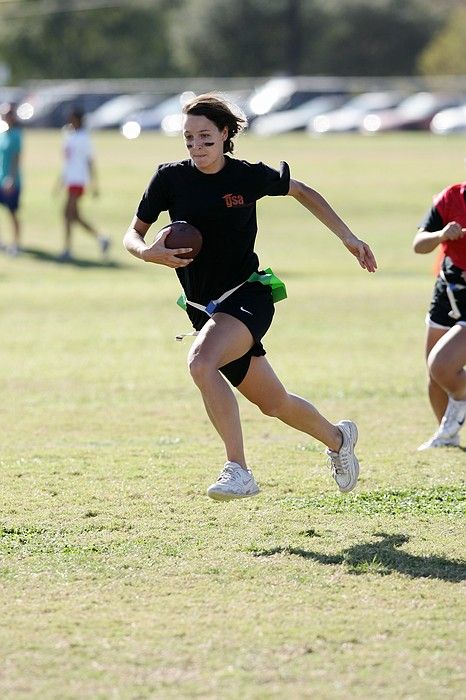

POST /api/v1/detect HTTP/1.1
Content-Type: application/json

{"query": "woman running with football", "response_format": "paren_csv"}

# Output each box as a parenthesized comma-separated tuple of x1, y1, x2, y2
(124, 93, 377, 500)
(414, 181, 466, 450)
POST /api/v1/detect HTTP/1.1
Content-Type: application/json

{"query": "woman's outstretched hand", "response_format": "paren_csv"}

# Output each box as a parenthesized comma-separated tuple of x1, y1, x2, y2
(344, 235, 378, 272)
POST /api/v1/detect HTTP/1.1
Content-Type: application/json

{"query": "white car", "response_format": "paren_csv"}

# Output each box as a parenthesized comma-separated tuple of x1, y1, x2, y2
(430, 103, 466, 134)
(87, 94, 166, 130)
(251, 95, 348, 136)
(308, 91, 404, 134)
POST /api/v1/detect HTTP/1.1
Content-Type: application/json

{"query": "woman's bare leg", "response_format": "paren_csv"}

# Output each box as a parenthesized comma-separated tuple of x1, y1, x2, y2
(425, 326, 449, 422)
(428, 325, 466, 402)
(238, 355, 343, 451)
(188, 313, 254, 467)
(64, 192, 99, 251)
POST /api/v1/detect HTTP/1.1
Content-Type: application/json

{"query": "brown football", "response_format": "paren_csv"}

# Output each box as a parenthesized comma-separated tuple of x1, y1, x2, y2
(163, 221, 203, 259)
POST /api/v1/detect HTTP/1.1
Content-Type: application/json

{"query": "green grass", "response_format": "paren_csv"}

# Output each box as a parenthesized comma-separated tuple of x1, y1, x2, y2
(0, 130, 465, 699)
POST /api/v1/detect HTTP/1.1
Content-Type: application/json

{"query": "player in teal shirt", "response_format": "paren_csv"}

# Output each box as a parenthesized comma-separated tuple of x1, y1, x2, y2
(0, 104, 22, 255)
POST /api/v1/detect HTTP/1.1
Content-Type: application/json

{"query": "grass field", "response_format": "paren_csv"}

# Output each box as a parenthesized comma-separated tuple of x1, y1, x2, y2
(1, 130, 465, 699)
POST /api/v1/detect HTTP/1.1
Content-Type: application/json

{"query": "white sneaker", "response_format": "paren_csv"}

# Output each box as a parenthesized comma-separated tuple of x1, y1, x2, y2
(326, 420, 360, 493)
(207, 461, 260, 501)
(436, 397, 466, 440)
(417, 433, 460, 451)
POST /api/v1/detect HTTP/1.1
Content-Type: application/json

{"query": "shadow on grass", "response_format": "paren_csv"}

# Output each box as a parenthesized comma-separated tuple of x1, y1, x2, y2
(21, 246, 125, 269)
(252, 533, 466, 582)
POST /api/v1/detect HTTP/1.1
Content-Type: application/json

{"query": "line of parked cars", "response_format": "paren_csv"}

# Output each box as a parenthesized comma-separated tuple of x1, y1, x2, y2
(2, 77, 466, 136)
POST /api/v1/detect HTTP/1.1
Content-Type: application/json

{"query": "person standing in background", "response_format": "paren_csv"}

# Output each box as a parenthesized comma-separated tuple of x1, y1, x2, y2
(57, 109, 110, 261)
(0, 104, 22, 256)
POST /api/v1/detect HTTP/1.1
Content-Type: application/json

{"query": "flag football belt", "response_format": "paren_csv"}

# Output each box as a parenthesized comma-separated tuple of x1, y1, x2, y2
(175, 268, 287, 341)
(440, 268, 466, 320)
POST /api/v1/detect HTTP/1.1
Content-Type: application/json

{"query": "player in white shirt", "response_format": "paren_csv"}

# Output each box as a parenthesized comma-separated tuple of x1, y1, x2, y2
(57, 109, 110, 261)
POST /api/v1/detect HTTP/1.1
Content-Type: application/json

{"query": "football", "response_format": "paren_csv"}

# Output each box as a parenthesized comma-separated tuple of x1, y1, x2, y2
(163, 221, 203, 259)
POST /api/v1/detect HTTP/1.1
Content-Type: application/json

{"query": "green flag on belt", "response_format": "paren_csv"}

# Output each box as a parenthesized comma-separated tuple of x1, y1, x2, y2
(176, 267, 287, 311)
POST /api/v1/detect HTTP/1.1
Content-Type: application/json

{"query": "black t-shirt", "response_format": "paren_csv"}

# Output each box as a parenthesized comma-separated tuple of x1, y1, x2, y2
(136, 156, 290, 320)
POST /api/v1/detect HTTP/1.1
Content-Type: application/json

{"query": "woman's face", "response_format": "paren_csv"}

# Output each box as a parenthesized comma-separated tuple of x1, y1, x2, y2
(182, 114, 227, 174)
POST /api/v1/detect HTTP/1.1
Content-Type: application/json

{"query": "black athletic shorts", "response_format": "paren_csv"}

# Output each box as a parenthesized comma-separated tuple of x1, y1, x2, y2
(194, 281, 275, 387)
(428, 257, 466, 328)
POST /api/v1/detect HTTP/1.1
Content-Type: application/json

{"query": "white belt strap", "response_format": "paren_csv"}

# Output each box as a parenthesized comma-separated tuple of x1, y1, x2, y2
(175, 329, 199, 342)
(440, 269, 466, 320)
(176, 279, 247, 341)
(186, 280, 247, 316)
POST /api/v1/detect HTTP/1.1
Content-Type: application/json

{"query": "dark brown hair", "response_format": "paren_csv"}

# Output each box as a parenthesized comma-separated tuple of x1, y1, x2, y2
(68, 108, 84, 129)
(182, 93, 247, 154)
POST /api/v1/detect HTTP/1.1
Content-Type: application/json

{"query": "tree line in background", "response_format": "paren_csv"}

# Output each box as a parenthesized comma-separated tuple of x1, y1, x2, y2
(0, 0, 464, 83)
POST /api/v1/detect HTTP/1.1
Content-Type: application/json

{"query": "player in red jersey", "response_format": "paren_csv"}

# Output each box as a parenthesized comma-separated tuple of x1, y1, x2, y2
(414, 182, 466, 450)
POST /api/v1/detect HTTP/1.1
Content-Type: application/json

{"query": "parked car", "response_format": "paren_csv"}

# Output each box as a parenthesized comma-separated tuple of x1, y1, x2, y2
(16, 85, 121, 127)
(0, 86, 26, 109)
(121, 92, 195, 138)
(360, 92, 464, 133)
(430, 103, 466, 134)
(246, 77, 331, 123)
(251, 94, 348, 136)
(308, 91, 404, 134)
(86, 93, 169, 130)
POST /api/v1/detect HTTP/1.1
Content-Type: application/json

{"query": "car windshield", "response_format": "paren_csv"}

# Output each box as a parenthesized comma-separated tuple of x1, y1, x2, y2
(398, 93, 435, 117)
(344, 92, 399, 111)
(295, 96, 338, 114)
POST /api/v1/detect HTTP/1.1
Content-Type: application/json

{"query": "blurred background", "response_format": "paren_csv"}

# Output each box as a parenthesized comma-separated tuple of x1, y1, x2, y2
(0, 0, 465, 137)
